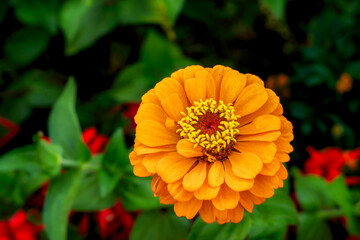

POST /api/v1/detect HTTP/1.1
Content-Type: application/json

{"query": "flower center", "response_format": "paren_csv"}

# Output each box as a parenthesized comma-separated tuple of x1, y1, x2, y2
(177, 99, 240, 162)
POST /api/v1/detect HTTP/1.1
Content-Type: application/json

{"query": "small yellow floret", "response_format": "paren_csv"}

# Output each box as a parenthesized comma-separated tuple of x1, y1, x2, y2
(177, 99, 240, 155)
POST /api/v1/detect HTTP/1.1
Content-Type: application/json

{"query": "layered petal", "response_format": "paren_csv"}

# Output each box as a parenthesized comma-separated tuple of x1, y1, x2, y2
(157, 153, 196, 183)
(185, 77, 207, 104)
(219, 70, 246, 104)
(177, 139, 203, 158)
(174, 197, 203, 219)
(211, 184, 239, 211)
(208, 161, 225, 188)
(224, 160, 254, 191)
(234, 84, 268, 116)
(183, 161, 207, 191)
(234, 141, 277, 163)
(136, 120, 179, 147)
(228, 152, 263, 179)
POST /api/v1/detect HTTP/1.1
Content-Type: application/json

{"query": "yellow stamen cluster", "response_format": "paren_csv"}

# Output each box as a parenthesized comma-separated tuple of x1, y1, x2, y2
(177, 99, 240, 155)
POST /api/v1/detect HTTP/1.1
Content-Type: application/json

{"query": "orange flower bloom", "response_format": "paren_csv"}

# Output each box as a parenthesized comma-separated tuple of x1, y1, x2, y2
(129, 65, 294, 224)
(336, 73, 353, 94)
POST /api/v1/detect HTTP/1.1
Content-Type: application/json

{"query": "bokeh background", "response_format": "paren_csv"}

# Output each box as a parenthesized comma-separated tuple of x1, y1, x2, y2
(1, 0, 360, 239)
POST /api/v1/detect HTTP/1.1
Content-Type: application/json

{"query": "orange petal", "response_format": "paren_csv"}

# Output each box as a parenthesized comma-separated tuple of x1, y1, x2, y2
(224, 160, 254, 191)
(207, 65, 232, 100)
(276, 153, 290, 162)
(174, 197, 203, 219)
(142, 152, 169, 174)
(260, 158, 281, 176)
(234, 141, 277, 164)
(133, 163, 151, 177)
(183, 65, 205, 80)
(249, 174, 277, 198)
(167, 179, 193, 201)
(213, 207, 230, 224)
(129, 151, 142, 165)
(156, 152, 196, 183)
(272, 103, 284, 116)
(177, 139, 203, 158)
(171, 68, 186, 85)
(141, 89, 161, 105)
(219, 70, 246, 104)
(199, 200, 216, 223)
(151, 174, 161, 193)
(135, 103, 167, 125)
(277, 164, 288, 180)
(184, 77, 207, 104)
(228, 152, 263, 179)
(275, 137, 294, 153)
(136, 120, 179, 147)
(161, 94, 186, 122)
(238, 115, 281, 135)
(134, 142, 176, 155)
(183, 161, 207, 191)
(237, 89, 280, 126)
(239, 192, 254, 213)
(227, 204, 244, 223)
(234, 84, 268, 117)
(236, 131, 281, 142)
(155, 180, 176, 204)
(194, 173, 220, 200)
(211, 184, 239, 211)
(208, 161, 225, 188)
(195, 69, 217, 99)
(154, 77, 189, 108)
(245, 74, 264, 86)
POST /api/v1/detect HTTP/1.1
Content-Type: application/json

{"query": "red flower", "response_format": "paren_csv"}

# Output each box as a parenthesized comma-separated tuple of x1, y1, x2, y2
(82, 127, 109, 154)
(123, 103, 140, 128)
(95, 202, 134, 240)
(0, 210, 43, 240)
(304, 147, 345, 181)
(0, 117, 20, 147)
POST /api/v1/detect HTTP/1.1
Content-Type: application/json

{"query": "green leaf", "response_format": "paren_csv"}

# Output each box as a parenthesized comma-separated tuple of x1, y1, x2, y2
(0, 0, 9, 23)
(249, 188, 298, 239)
(37, 140, 62, 176)
(98, 169, 121, 198)
(60, 0, 118, 55)
(117, 0, 185, 27)
(72, 172, 117, 211)
(4, 27, 50, 66)
(13, 0, 60, 35)
(99, 128, 130, 197)
(252, 188, 298, 225)
(130, 209, 189, 240)
(102, 128, 129, 171)
(110, 30, 196, 103)
(0, 145, 39, 173)
(346, 61, 360, 80)
(187, 218, 223, 240)
(328, 176, 360, 236)
(43, 169, 83, 240)
(188, 215, 251, 240)
(20, 70, 63, 107)
(117, 176, 162, 211)
(288, 101, 313, 120)
(261, 0, 288, 21)
(294, 170, 335, 211)
(297, 213, 332, 240)
(48, 78, 91, 162)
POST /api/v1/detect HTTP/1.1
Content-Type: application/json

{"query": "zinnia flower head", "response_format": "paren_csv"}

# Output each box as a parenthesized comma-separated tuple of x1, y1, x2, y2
(129, 65, 294, 224)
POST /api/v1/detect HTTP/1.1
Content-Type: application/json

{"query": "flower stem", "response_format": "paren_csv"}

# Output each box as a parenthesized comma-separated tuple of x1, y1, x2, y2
(317, 209, 344, 219)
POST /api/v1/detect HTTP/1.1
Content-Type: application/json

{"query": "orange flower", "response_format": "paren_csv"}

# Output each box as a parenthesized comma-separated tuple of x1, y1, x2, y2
(336, 73, 353, 94)
(129, 65, 293, 224)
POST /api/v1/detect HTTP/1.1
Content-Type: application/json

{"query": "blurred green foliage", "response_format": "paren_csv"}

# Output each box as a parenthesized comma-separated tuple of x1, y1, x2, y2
(1, 0, 360, 239)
